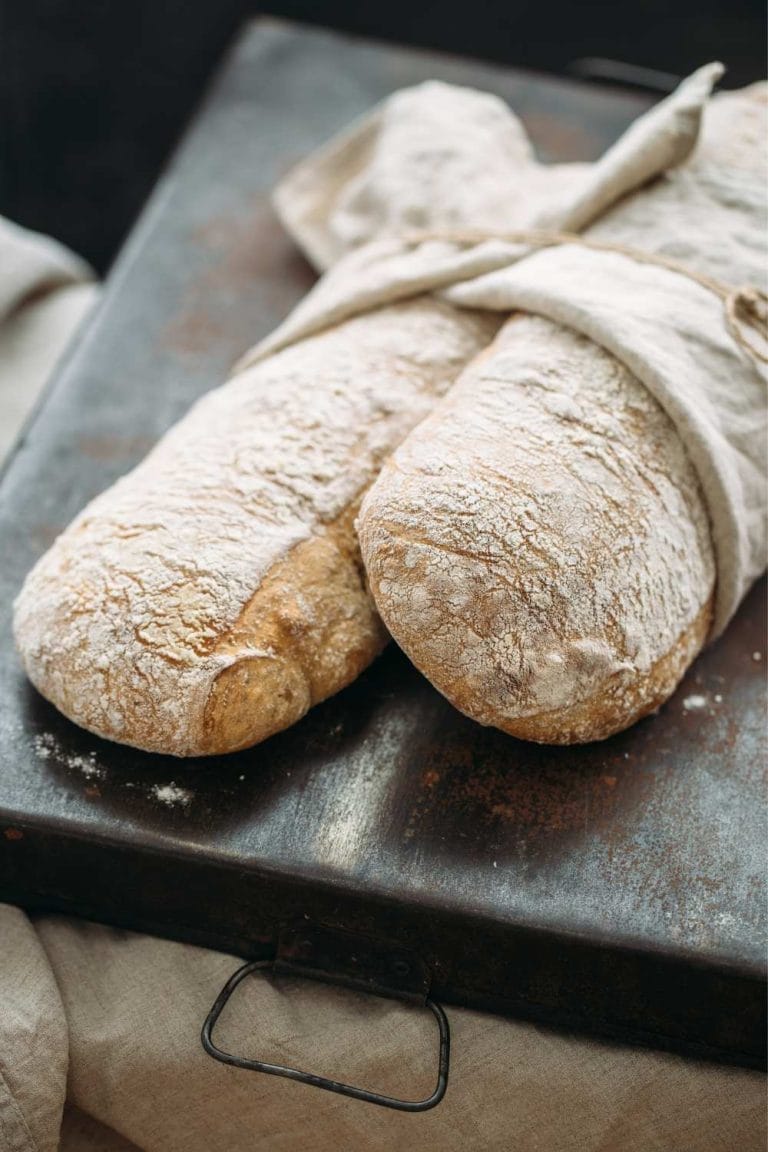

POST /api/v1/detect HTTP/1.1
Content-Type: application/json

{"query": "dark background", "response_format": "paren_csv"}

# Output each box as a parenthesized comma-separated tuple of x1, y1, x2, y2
(2, 0, 766, 272)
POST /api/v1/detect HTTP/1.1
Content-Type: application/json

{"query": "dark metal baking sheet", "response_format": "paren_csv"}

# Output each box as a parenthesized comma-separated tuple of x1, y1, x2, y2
(0, 19, 764, 1068)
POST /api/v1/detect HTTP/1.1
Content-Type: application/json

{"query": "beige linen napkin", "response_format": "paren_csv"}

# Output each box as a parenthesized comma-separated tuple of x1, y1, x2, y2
(0, 221, 97, 1151)
(0, 907, 761, 1152)
(0, 218, 96, 463)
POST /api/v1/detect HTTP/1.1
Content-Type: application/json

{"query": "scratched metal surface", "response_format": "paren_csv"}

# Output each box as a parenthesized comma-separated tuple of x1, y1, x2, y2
(0, 19, 765, 1066)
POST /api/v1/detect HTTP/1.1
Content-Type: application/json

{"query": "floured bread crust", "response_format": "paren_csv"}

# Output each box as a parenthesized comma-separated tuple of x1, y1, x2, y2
(358, 86, 766, 746)
(358, 315, 716, 744)
(496, 600, 713, 745)
(200, 502, 383, 755)
(14, 297, 498, 756)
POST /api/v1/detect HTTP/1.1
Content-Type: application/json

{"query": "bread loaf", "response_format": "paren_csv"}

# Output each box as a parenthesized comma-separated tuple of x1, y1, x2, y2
(14, 298, 498, 755)
(357, 86, 764, 744)
(358, 315, 715, 742)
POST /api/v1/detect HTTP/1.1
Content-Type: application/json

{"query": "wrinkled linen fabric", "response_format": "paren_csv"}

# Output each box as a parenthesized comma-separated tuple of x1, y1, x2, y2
(0, 907, 763, 1152)
(0, 907, 68, 1152)
(260, 64, 767, 635)
(1, 81, 767, 1152)
(0, 218, 96, 464)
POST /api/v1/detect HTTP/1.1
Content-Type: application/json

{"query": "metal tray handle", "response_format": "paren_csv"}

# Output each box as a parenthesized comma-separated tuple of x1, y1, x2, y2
(202, 957, 450, 1112)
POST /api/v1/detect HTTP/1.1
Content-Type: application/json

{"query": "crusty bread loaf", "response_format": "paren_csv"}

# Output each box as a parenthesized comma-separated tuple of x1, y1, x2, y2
(357, 85, 765, 745)
(14, 297, 498, 756)
(358, 314, 715, 743)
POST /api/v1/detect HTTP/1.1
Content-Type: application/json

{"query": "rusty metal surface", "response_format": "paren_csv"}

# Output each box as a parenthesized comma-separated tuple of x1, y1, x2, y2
(0, 19, 765, 1066)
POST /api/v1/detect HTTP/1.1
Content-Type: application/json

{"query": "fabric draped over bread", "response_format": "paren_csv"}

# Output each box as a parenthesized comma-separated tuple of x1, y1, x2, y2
(251, 64, 767, 637)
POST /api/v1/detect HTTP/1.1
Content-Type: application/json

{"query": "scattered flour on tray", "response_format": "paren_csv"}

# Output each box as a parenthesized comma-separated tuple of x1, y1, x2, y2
(33, 733, 53, 760)
(151, 782, 193, 808)
(33, 731, 194, 808)
(33, 732, 104, 778)
(682, 694, 709, 711)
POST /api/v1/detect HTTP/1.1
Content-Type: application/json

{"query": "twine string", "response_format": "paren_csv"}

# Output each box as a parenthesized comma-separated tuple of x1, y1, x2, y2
(400, 228, 768, 365)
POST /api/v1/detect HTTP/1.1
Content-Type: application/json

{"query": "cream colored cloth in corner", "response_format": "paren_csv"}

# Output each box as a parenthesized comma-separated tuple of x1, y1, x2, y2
(0, 113, 766, 1152)
(0, 218, 97, 462)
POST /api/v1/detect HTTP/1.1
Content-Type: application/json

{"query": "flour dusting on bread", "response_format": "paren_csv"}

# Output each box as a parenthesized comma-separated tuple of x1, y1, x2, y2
(358, 315, 715, 741)
(14, 298, 497, 755)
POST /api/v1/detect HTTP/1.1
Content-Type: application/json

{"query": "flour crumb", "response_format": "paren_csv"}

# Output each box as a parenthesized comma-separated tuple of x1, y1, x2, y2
(151, 782, 192, 808)
(33, 732, 104, 778)
(33, 733, 54, 760)
(682, 694, 708, 711)
(238, 774, 245, 781)
(752, 651, 762, 662)
(714, 694, 722, 703)
(68, 753, 103, 779)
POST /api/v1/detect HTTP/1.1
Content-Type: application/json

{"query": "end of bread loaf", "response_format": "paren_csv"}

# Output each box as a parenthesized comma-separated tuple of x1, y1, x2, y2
(199, 506, 388, 755)
(14, 502, 386, 757)
(358, 314, 717, 745)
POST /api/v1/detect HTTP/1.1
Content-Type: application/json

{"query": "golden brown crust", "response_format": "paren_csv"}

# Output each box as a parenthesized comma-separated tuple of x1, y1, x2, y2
(14, 297, 497, 756)
(358, 314, 717, 745)
(200, 504, 387, 755)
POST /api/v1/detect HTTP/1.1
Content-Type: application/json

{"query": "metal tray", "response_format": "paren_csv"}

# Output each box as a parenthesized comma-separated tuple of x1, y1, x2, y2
(0, 19, 764, 1069)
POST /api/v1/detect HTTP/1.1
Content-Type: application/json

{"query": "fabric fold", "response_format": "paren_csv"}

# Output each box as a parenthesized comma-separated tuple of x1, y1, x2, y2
(255, 66, 767, 635)
(0, 218, 94, 322)
(0, 905, 69, 1152)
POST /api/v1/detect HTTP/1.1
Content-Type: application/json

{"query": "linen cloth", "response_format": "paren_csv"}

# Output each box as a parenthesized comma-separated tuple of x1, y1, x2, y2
(0, 218, 96, 461)
(0, 91, 766, 1152)
(260, 64, 768, 635)
(1, 906, 765, 1152)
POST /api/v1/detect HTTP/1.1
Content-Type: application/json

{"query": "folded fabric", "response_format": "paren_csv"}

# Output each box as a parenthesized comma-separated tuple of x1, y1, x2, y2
(254, 65, 767, 636)
(0, 218, 97, 463)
